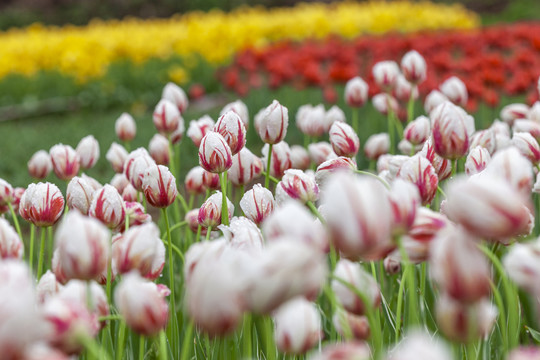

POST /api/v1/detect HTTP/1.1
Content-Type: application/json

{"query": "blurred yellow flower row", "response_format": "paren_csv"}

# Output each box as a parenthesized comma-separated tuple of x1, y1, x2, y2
(0, 1, 479, 82)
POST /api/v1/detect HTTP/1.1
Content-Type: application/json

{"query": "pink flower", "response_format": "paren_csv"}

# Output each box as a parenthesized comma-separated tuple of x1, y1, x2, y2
(310, 342, 371, 360)
(115, 112, 136, 142)
(372, 60, 399, 91)
(420, 138, 452, 181)
(122, 201, 152, 230)
(262, 141, 292, 178)
(484, 146, 533, 197)
(333, 309, 370, 341)
(28, 150, 52, 179)
(440, 76, 468, 107)
(66, 176, 96, 215)
(221, 100, 249, 130)
(469, 129, 496, 155)
(258, 100, 289, 144)
(364, 133, 390, 160)
(397, 154, 439, 205)
(214, 110, 246, 155)
(152, 99, 182, 135)
(123, 148, 156, 191)
(148, 134, 170, 165)
(198, 191, 234, 228)
(227, 148, 263, 186)
(324, 105, 346, 132)
(372, 93, 398, 115)
(404, 116, 430, 145)
(329, 122, 360, 158)
(465, 146, 491, 176)
(394, 75, 418, 103)
(36, 270, 62, 304)
(49, 144, 80, 181)
(0, 218, 22, 260)
(162, 82, 188, 113)
(344, 76, 369, 107)
(430, 101, 473, 159)
(387, 331, 451, 360)
(106, 142, 128, 173)
(142, 165, 177, 208)
(504, 239, 540, 295)
(187, 115, 214, 147)
(76, 135, 99, 169)
(239, 184, 275, 225)
(198, 132, 233, 173)
(389, 179, 420, 235)
(57, 280, 109, 329)
(424, 90, 448, 115)
(19, 182, 64, 227)
(501, 103, 529, 125)
(512, 132, 540, 164)
(89, 184, 125, 229)
(401, 50, 427, 84)
(276, 169, 319, 204)
(296, 104, 326, 137)
(307, 141, 336, 166)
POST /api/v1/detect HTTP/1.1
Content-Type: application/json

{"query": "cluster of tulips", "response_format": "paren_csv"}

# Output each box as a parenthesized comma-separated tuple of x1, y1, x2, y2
(3, 48, 540, 360)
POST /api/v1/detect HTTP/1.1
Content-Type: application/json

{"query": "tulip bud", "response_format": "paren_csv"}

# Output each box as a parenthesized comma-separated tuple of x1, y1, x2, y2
(89, 184, 125, 229)
(185, 208, 202, 234)
(142, 165, 177, 208)
(221, 100, 249, 130)
(198, 191, 234, 228)
(513, 119, 540, 142)
(503, 240, 540, 295)
(529, 102, 540, 122)
(484, 146, 533, 197)
(218, 217, 264, 253)
(162, 82, 188, 113)
(113, 223, 165, 280)
(115, 112, 136, 142)
(0, 179, 12, 211)
(123, 201, 151, 229)
(397, 154, 438, 205)
(310, 342, 371, 360)
(184, 166, 206, 195)
(240, 184, 275, 225)
(444, 175, 532, 240)
(384, 255, 401, 274)
(387, 331, 452, 360)
(49, 144, 80, 181)
(322, 173, 393, 260)
(430, 101, 473, 159)
(214, 111, 246, 155)
(187, 115, 215, 147)
(329, 121, 360, 158)
(262, 141, 293, 178)
(501, 103, 529, 125)
(465, 146, 491, 176)
(106, 142, 128, 173)
(364, 133, 390, 160)
(122, 183, 140, 202)
(19, 182, 64, 227)
(404, 116, 430, 145)
(345, 76, 369, 107)
(170, 118, 185, 145)
(124, 148, 156, 191)
(507, 347, 540, 360)
(290, 145, 311, 170)
(324, 105, 346, 132)
(76, 135, 99, 169)
(28, 150, 52, 179)
(436, 294, 497, 343)
(420, 138, 452, 181)
(469, 128, 496, 155)
(332, 259, 381, 315)
(513, 132, 540, 164)
(394, 75, 418, 103)
(153, 99, 182, 135)
(274, 298, 322, 354)
(57, 280, 109, 329)
(372, 93, 399, 115)
(10, 187, 24, 213)
(202, 169, 221, 190)
(37, 270, 62, 304)
(148, 134, 170, 165)
(199, 132, 233, 173)
(276, 169, 319, 204)
(424, 90, 449, 115)
(66, 176, 96, 215)
(258, 100, 289, 144)
(333, 309, 370, 340)
(372, 60, 399, 91)
(398, 139, 422, 155)
(0, 218, 23, 259)
(296, 104, 326, 137)
(389, 179, 421, 235)
(401, 50, 427, 84)
(440, 76, 468, 107)
(228, 148, 264, 186)
(315, 156, 357, 187)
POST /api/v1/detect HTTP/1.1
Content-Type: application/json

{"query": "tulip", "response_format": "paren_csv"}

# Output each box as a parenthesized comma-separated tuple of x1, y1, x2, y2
(185, 208, 202, 234)
(28, 150, 52, 179)
(394, 75, 418, 103)
(332, 259, 381, 315)
(170, 118, 185, 145)
(501, 103, 529, 125)
(153, 99, 182, 135)
(372, 93, 399, 115)
(276, 169, 319, 204)
(227, 148, 264, 186)
(491, 120, 511, 137)
(329, 121, 360, 158)
(308, 141, 336, 166)
(184, 166, 207, 195)
(389, 179, 421, 235)
(198, 191, 234, 228)
(513, 120, 540, 142)
(430, 101, 473, 159)
(384, 255, 402, 274)
(148, 134, 170, 165)
(258, 99, 289, 144)
(440, 76, 468, 107)
(465, 146, 491, 176)
(37, 270, 63, 304)
(183, 238, 230, 284)
(404, 116, 430, 146)
(162, 82, 188, 113)
(218, 217, 264, 253)
(10, 187, 24, 213)
(364, 133, 390, 160)
(504, 240, 540, 295)
(199, 132, 233, 173)
(436, 294, 497, 343)
(469, 128, 496, 155)
(401, 50, 427, 84)
(221, 100, 249, 130)
(113, 223, 165, 280)
(58, 280, 110, 328)
(397, 154, 439, 205)
(324, 105, 346, 132)
(76, 135, 99, 169)
(24, 342, 70, 360)
(89, 184, 125, 229)
(262, 141, 292, 178)
(0, 218, 22, 259)
(123, 201, 152, 229)
(513, 132, 540, 164)
(424, 90, 449, 115)
(19, 182, 64, 227)
(187, 115, 215, 147)
(507, 347, 540, 360)
(310, 342, 371, 360)
(123, 148, 156, 191)
(296, 104, 326, 138)
(315, 156, 357, 187)
(122, 183, 140, 202)
(115, 112, 136, 142)
(290, 145, 311, 170)
(397, 139, 422, 155)
(420, 138, 452, 181)
(262, 201, 328, 253)
(240, 184, 275, 225)
(344, 76, 369, 107)
(214, 110, 247, 155)
(372, 60, 399, 91)
(202, 169, 221, 190)
(387, 331, 451, 360)
(106, 142, 128, 173)
(0, 179, 12, 211)
(274, 297, 322, 354)
(484, 146, 533, 197)
(49, 144, 80, 181)
(323, 173, 394, 260)
(55, 211, 110, 281)
(332, 309, 370, 340)
(529, 102, 540, 122)
(142, 165, 177, 208)
(444, 175, 532, 240)
(66, 176, 96, 215)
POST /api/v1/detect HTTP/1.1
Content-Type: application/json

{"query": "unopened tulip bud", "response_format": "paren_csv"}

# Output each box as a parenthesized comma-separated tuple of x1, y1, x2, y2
(218, 217, 264, 253)
(310, 342, 371, 360)
(372, 93, 398, 115)
(394, 75, 418, 103)
(66, 176, 96, 215)
(364, 133, 390, 160)
(404, 116, 430, 145)
(184, 166, 206, 195)
(0, 179, 12, 211)
(315, 156, 357, 187)
(148, 134, 170, 165)
(387, 331, 452, 360)
(329, 122, 360, 158)
(0, 218, 22, 259)
(123, 201, 151, 229)
(513, 120, 540, 142)
(501, 103, 529, 125)
(113, 223, 165, 280)
(507, 347, 540, 360)
(124, 148, 156, 191)
(345, 76, 369, 107)
(274, 298, 322, 354)
(503, 240, 540, 295)
(162, 82, 188, 113)
(401, 50, 427, 85)
(185, 208, 202, 234)
(170, 119, 185, 145)
(221, 100, 249, 130)
(202, 169, 221, 190)
(115, 112, 136, 142)
(398, 139, 422, 155)
(214, 110, 246, 155)
(484, 146, 533, 197)
(122, 183, 140, 202)
(106, 142, 128, 173)
(430, 101, 473, 159)
(49, 144, 80, 181)
(276, 169, 319, 204)
(76, 135, 99, 169)
(290, 145, 311, 170)
(436, 294, 497, 343)
(258, 100, 289, 144)
(28, 150, 52, 179)
(324, 105, 346, 132)
(372, 61, 399, 91)
(440, 76, 468, 107)
(389, 179, 420, 235)
(198, 191, 234, 228)
(240, 184, 275, 225)
(332, 259, 381, 315)
(424, 90, 449, 115)
(19, 182, 64, 227)
(296, 104, 326, 137)
(529, 102, 540, 122)
(469, 129, 496, 155)
(58, 280, 109, 329)
(397, 154, 438, 205)
(37, 271, 62, 304)
(153, 99, 181, 135)
(465, 146, 491, 176)
(228, 148, 263, 186)
(263, 141, 293, 178)
(420, 138, 452, 181)
(187, 115, 215, 147)
(333, 309, 370, 340)
(10, 187, 24, 213)
(142, 165, 177, 208)
(513, 132, 540, 164)
(89, 184, 125, 229)
(384, 256, 401, 274)
(199, 132, 233, 173)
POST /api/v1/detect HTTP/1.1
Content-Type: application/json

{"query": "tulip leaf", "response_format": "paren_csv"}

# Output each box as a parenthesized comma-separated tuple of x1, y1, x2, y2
(525, 326, 540, 344)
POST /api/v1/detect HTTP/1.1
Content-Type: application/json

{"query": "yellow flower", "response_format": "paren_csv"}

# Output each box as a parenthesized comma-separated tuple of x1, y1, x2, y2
(168, 66, 190, 85)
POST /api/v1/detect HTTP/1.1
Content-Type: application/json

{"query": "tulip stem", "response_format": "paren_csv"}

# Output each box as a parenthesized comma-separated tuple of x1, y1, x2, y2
(116, 319, 126, 360)
(176, 193, 190, 214)
(7, 203, 23, 250)
(354, 170, 390, 189)
(306, 201, 324, 224)
(159, 330, 168, 360)
(79, 333, 111, 360)
(407, 91, 415, 123)
(37, 226, 47, 279)
(220, 172, 229, 226)
(261, 171, 279, 184)
(206, 226, 212, 241)
(265, 144, 274, 189)
(138, 335, 145, 360)
(29, 224, 35, 273)
(162, 237, 184, 264)
(180, 321, 194, 360)
(242, 314, 252, 358)
(195, 225, 202, 243)
(106, 259, 112, 304)
(162, 207, 177, 353)
(352, 108, 359, 134)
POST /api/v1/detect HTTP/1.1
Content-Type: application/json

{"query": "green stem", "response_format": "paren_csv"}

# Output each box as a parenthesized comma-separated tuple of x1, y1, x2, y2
(395, 264, 408, 340)
(261, 171, 279, 184)
(176, 193, 190, 214)
(29, 224, 35, 273)
(407, 90, 415, 123)
(86, 280, 94, 310)
(265, 144, 274, 189)
(306, 201, 324, 223)
(99, 315, 123, 322)
(162, 208, 177, 343)
(79, 334, 111, 360)
(37, 226, 47, 279)
(162, 237, 185, 264)
(220, 172, 229, 226)
(397, 237, 419, 327)
(139, 335, 145, 360)
(7, 203, 23, 251)
(180, 321, 194, 360)
(489, 279, 508, 351)
(352, 108, 359, 134)
(116, 319, 126, 360)
(387, 104, 394, 155)
(195, 225, 202, 243)
(162, 221, 187, 239)
(159, 330, 168, 360)
(206, 226, 212, 241)
(354, 170, 390, 189)
(106, 258, 112, 304)
(243, 315, 252, 359)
